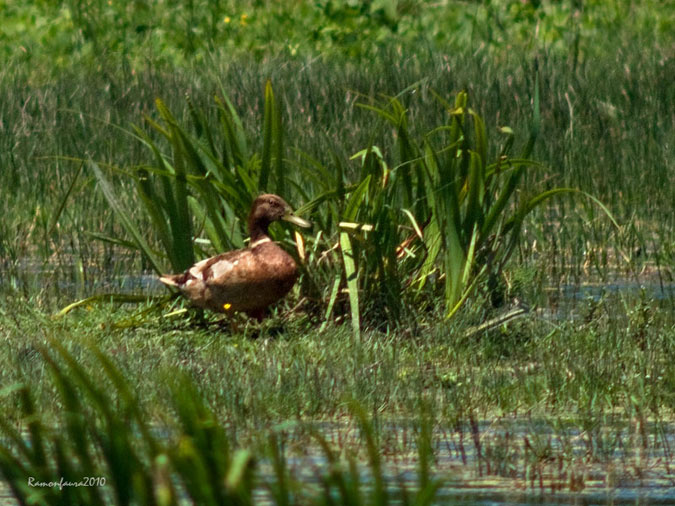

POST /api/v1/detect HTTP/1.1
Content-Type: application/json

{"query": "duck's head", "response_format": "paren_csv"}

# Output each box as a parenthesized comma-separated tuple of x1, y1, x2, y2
(248, 194, 311, 239)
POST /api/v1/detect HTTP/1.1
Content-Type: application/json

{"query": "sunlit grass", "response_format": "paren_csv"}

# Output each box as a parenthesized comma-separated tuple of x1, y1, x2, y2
(1, 292, 672, 428)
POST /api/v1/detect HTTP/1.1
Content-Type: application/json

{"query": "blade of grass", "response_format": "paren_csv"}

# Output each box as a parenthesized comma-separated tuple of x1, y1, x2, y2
(89, 160, 165, 275)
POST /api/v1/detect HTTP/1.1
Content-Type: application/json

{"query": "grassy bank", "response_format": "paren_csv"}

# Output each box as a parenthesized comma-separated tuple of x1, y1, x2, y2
(2, 292, 672, 427)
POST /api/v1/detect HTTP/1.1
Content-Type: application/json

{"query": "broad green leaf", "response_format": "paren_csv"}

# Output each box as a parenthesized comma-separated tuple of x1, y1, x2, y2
(260, 80, 275, 191)
(320, 274, 342, 333)
(342, 175, 371, 223)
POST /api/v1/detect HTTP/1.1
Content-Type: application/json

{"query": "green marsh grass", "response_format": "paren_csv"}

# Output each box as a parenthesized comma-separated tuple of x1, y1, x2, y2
(1, 47, 672, 312)
(50, 56, 624, 336)
(0, 340, 443, 505)
(4, 1, 672, 70)
(82, 74, 624, 331)
(1, 293, 673, 429)
(1, 4, 673, 501)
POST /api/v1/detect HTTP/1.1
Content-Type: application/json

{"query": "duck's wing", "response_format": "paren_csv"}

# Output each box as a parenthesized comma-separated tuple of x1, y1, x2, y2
(199, 249, 258, 286)
(159, 250, 242, 288)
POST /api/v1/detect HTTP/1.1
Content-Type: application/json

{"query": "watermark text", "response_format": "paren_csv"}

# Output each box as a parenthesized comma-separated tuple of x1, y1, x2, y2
(27, 476, 106, 490)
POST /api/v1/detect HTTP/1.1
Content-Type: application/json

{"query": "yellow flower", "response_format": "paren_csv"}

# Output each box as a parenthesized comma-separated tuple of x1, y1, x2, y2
(224, 16, 231, 24)
(240, 13, 248, 25)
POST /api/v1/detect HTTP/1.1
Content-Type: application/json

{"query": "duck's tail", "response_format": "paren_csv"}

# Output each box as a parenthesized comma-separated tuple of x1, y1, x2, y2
(159, 274, 182, 287)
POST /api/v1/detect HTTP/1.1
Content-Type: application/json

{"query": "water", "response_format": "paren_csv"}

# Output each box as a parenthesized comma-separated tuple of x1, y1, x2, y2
(3, 252, 674, 300)
(2, 417, 673, 504)
(558, 282, 674, 302)
(251, 418, 675, 504)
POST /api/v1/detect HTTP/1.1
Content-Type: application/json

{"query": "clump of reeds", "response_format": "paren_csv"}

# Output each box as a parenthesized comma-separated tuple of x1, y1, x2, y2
(84, 78, 617, 334)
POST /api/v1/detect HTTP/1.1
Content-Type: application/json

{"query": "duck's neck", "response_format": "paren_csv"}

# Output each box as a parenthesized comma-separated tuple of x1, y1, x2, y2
(248, 218, 271, 245)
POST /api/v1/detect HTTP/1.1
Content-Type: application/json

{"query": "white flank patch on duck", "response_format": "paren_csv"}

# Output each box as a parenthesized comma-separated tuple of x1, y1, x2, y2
(184, 278, 200, 288)
(192, 257, 212, 270)
(209, 259, 235, 280)
(188, 265, 205, 281)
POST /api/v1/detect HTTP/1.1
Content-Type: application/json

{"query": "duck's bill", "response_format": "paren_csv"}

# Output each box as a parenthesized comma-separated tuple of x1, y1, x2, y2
(282, 213, 312, 228)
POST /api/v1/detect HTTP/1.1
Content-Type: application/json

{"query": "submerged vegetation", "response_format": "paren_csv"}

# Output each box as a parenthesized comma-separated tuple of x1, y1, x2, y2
(0, 0, 673, 503)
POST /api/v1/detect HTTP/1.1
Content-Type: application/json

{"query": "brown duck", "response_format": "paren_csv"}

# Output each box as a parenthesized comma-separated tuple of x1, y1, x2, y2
(159, 194, 311, 320)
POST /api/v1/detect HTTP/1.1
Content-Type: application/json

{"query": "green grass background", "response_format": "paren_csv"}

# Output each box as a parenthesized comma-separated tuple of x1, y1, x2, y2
(0, 1, 673, 501)
(1, 1, 672, 302)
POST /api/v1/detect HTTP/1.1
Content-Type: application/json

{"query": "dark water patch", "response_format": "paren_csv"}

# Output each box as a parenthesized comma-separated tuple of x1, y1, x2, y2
(0, 262, 165, 301)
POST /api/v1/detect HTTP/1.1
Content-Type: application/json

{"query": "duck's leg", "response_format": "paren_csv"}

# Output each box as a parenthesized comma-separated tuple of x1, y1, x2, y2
(192, 308, 208, 328)
(246, 309, 266, 322)
(213, 313, 241, 334)
(238, 309, 266, 339)
(229, 316, 241, 335)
